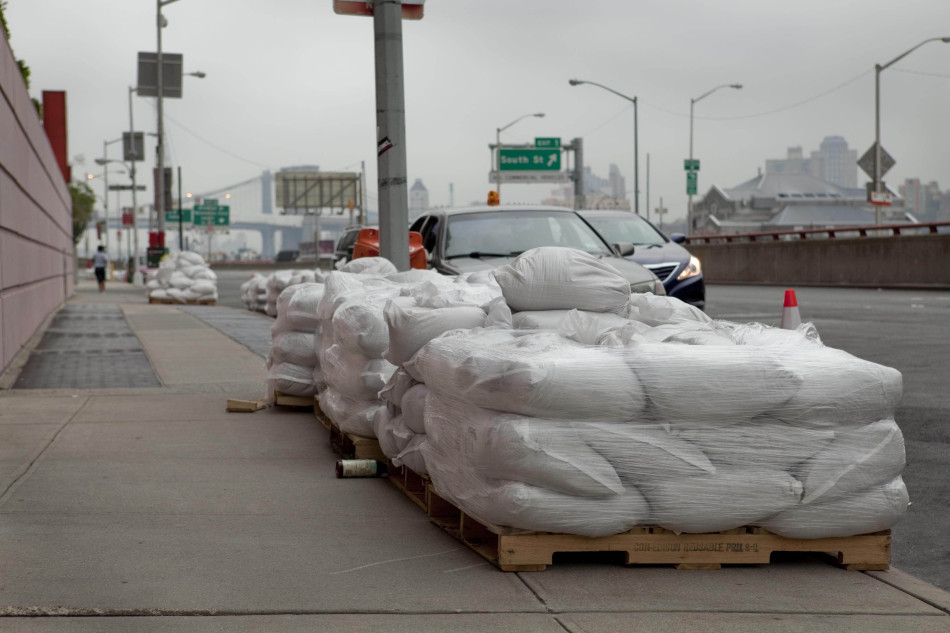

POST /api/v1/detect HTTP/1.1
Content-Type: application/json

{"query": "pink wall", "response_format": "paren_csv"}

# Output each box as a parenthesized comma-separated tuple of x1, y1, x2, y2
(0, 28, 74, 374)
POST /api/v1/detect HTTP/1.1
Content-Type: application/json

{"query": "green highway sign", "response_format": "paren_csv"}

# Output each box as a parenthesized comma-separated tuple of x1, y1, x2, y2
(499, 148, 561, 171)
(686, 171, 698, 195)
(534, 137, 561, 149)
(684, 159, 700, 171)
(193, 198, 230, 227)
(164, 208, 192, 223)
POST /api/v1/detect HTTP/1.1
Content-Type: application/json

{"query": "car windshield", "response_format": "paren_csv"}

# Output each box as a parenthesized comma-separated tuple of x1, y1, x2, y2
(444, 211, 613, 259)
(584, 214, 667, 246)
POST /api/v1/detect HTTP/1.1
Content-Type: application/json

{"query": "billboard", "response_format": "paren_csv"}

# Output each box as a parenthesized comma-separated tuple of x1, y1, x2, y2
(275, 171, 361, 214)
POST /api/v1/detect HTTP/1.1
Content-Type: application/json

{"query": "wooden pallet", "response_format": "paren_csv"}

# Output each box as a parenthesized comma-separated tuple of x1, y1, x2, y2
(313, 402, 386, 461)
(148, 296, 217, 306)
(274, 390, 315, 409)
(387, 462, 429, 511)
(425, 484, 891, 572)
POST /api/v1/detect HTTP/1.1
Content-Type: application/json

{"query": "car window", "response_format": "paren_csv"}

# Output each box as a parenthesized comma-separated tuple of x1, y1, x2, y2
(421, 217, 440, 253)
(444, 211, 612, 258)
(585, 215, 667, 246)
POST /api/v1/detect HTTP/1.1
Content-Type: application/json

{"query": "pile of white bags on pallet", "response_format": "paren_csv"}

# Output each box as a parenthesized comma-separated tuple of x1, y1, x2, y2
(145, 251, 218, 303)
(240, 273, 269, 312)
(401, 247, 908, 539)
(315, 261, 501, 465)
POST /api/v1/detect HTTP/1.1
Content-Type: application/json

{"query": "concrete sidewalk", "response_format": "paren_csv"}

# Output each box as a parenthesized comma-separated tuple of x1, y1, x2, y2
(1, 281, 948, 632)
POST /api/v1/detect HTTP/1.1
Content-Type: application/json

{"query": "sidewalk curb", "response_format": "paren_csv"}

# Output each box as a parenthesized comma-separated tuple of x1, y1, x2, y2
(866, 568, 950, 614)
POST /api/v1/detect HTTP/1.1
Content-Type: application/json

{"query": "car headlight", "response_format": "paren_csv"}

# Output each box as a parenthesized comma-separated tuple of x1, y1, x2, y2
(676, 256, 702, 281)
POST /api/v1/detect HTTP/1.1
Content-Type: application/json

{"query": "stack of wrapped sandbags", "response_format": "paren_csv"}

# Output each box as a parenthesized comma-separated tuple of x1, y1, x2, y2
(374, 271, 502, 474)
(146, 251, 218, 303)
(239, 273, 269, 312)
(266, 281, 326, 398)
(403, 246, 907, 539)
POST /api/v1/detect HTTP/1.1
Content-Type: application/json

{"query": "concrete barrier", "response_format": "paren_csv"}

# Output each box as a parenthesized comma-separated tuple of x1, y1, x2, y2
(688, 233, 950, 289)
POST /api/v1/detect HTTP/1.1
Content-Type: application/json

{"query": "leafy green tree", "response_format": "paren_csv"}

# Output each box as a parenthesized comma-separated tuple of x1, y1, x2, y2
(69, 181, 96, 245)
(0, 1, 41, 116)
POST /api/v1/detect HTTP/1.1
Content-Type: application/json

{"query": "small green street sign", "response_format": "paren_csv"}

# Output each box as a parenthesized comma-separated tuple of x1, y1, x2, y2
(499, 148, 561, 171)
(686, 171, 698, 195)
(535, 137, 561, 149)
(164, 208, 192, 223)
(193, 198, 230, 227)
(684, 159, 700, 171)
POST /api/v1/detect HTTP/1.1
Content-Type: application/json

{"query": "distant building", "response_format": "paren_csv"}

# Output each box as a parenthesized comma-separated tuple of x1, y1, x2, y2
(693, 170, 907, 235)
(409, 178, 429, 218)
(765, 136, 858, 189)
(608, 164, 626, 200)
(544, 163, 629, 209)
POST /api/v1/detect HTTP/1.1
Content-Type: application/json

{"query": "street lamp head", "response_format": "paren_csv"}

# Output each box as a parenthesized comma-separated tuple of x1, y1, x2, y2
(730, 84, 743, 89)
(568, 79, 582, 86)
(533, 113, 545, 118)
(942, 37, 950, 43)
(188, 71, 207, 79)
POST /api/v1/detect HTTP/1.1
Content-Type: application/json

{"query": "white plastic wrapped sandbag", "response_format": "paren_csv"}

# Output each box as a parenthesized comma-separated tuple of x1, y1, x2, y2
(286, 283, 325, 332)
(643, 466, 804, 533)
(393, 434, 428, 475)
(373, 406, 413, 458)
(318, 388, 381, 437)
(511, 310, 572, 331)
(626, 343, 802, 427)
(191, 268, 217, 281)
(323, 344, 396, 401)
(271, 331, 318, 367)
(146, 279, 161, 290)
(316, 272, 399, 325)
(332, 298, 391, 358)
(639, 322, 736, 346)
(578, 422, 716, 486)
(383, 301, 487, 366)
(399, 383, 429, 434)
(168, 271, 192, 289)
(625, 293, 712, 326)
(411, 279, 501, 309)
(430, 397, 624, 497)
(679, 420, 834, 470)
(557, 310, 633, 345)
(149, 288, 170, 300)
(494, 247, 630, 313)
(775, 347, 903, 427)
(267, 361, 316, 397)
(408, 329, 646, 421)
(798, 418, 905, 504)
(340, 256, 398, 275)
(758, 477, 909, 539)
(191, 279, 217, 296)
(387, 268, 448, 286)
(728, 321, 823, 349)
(178, 251, 206, 267)
(379, 367, 418, 409)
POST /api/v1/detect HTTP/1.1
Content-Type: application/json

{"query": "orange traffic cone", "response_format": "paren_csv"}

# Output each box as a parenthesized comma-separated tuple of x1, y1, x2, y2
(781, 289, 801, 330)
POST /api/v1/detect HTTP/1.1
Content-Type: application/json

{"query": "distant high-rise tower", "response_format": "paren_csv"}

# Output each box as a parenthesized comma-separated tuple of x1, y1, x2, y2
(409, 178, 429, 218)
(765, 137, 857, 188)
(608, 164, 626, 200)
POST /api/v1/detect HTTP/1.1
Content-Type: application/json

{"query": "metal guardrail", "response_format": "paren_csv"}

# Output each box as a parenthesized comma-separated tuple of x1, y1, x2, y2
(685, 220, 950, 245)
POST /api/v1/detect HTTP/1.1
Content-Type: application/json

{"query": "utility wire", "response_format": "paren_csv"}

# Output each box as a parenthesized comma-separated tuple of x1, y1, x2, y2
(163, 112, 271, 169)
(892, 67, 950, 79)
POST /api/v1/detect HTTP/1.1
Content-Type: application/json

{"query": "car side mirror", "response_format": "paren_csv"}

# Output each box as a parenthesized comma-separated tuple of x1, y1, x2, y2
(613, 242, 636, 257)
(670, 233, 686, 244)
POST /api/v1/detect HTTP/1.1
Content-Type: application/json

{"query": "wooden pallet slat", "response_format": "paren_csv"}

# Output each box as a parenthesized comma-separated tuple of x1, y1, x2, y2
(422, 483, 891, 572)
(226, 398, 268, 413)
(274, 390, 315, 409)
(313, 401, 385, 461)
(387, 462, 429, 511)
(148, 296, 217, 306)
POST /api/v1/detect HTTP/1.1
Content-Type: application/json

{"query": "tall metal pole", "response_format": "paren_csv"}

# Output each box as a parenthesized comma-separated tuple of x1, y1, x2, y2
(874, 65, 882, 226)
(688, 99, 694, 233)
(156, 0, 166, 241)
(633, 97, 639, 215)
(374, 0, 410, 271)
(128, 86, 140, 278)
(102, 140, 110, 253)
(495, 126, 501, 202)
(178, 165, 184, 248)
(645, 153, 650, 221)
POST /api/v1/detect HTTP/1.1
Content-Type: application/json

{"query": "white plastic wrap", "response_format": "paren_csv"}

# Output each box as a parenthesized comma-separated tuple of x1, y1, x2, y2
(271, 331, 317, 367)
(399, 383, 429, 434)
(340, 256, 398, 275)
(322, 344, 396, 401)
(406, 329, 646, 421)
(286, 283, 325, 332)
(267, 361, 317, 397)
(318, 388, 381, 437)
(383, 301, 487, 366)
(624, 293, 712, 326)
(494, 247, 630, 313)
(148, 251, 218, 301)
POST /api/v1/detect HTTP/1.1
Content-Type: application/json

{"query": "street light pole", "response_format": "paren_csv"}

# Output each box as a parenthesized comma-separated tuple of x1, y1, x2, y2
(495, 112, 544, 203)
(128, 86, 141, 279)
(873, 36, 949, 225)
(569, 79, 638, 214)
(156, 0, 183, 245)
(687, 83, 742, 234)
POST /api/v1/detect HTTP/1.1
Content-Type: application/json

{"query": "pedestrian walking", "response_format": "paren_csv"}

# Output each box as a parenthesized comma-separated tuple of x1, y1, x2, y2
(92, 246, 109, 293)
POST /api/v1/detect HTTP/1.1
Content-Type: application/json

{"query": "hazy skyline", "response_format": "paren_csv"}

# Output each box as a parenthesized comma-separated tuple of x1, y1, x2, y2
(6, 0, 950, 224)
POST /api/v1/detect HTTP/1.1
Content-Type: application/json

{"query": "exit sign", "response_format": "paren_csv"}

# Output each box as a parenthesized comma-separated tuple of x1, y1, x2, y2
(684, 159, 700, 171)
(535, 137, 561, 148)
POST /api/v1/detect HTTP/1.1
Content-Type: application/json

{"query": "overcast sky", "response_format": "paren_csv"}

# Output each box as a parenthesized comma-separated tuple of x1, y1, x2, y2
(6, 0, 950, 225)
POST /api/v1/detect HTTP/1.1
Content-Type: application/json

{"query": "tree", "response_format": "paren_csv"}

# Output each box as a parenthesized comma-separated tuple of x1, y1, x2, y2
(70, 181, 96, 245)
(0, 1, 41, 116)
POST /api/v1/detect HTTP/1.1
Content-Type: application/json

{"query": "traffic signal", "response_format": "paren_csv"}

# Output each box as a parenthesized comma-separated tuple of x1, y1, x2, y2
(487, 190, 500, 206)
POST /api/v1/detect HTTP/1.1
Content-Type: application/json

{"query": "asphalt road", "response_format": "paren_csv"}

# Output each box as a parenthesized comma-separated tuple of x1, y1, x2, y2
(213, 270, 950, 591)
